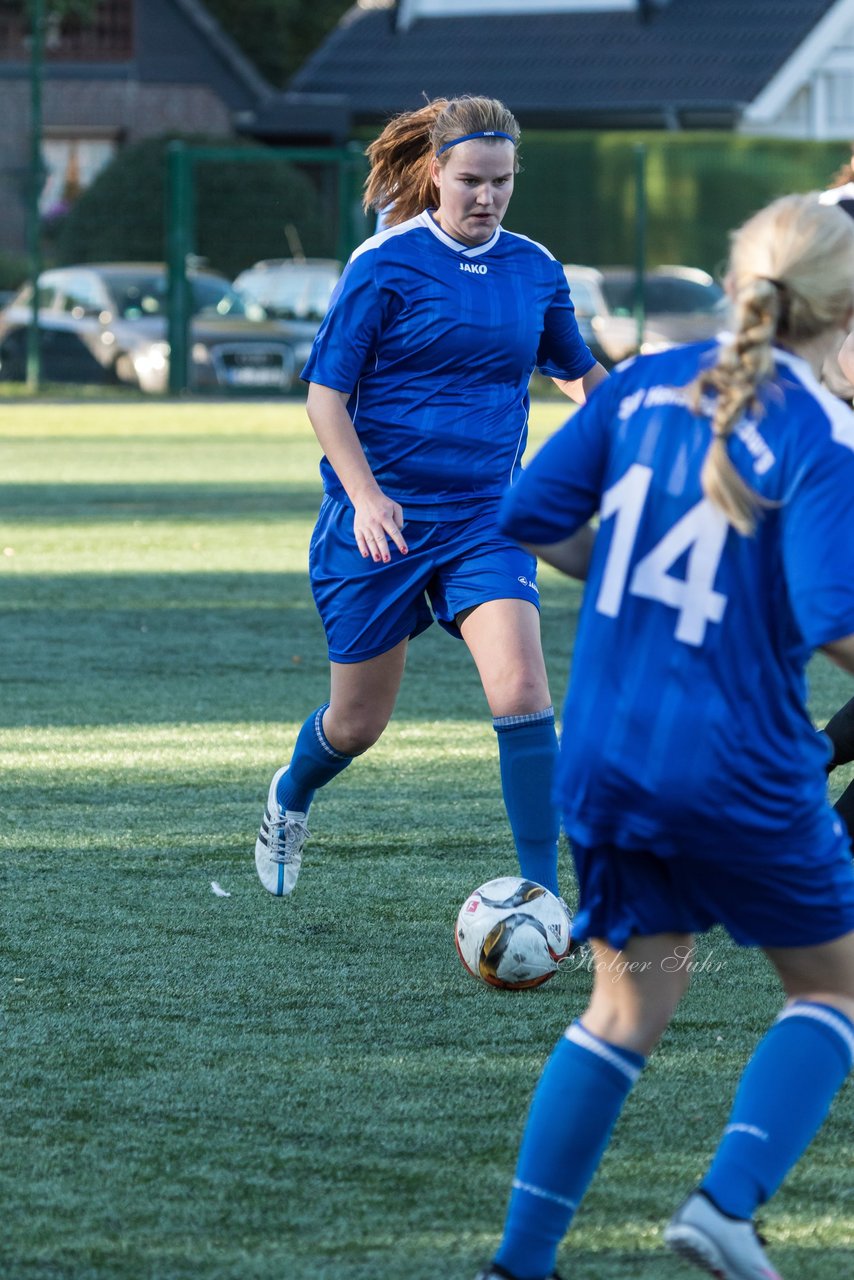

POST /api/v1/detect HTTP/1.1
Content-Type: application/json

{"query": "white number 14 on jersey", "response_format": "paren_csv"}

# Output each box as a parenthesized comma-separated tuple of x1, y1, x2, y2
(596, 463, 729, 646)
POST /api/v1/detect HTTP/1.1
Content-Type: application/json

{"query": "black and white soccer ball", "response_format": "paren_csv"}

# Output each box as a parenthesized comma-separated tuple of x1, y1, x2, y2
(454, 876, 571, 989)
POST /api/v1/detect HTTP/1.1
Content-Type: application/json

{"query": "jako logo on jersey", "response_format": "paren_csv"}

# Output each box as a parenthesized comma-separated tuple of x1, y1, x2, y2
(517, 576, 539, 594)
(460, 262, 488, 275)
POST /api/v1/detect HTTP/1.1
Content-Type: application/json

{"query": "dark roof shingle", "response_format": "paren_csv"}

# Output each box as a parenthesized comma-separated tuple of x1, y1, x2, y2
(289, 1, 837, 127)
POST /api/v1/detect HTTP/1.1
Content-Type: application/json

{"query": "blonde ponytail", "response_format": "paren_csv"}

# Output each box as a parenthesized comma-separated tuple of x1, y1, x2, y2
(695, 195, 854, 534)
(363, 100, 448, 226)
(696, 278, 778, 535)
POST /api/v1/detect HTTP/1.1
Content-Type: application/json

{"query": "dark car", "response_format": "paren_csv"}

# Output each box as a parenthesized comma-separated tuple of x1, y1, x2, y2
(0, 263, 304, 392)
(232, 258, 342, 373)
(563, 264, 728, 367)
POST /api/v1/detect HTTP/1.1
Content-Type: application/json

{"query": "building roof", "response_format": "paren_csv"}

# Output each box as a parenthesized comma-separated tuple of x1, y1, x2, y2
(169, 0, 274, 107)
(248, 92, 354, 143)
(287, 0, 840, 129)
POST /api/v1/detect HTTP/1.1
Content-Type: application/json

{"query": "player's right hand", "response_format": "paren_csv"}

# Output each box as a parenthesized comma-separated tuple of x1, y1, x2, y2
(352, 492, 408, 564)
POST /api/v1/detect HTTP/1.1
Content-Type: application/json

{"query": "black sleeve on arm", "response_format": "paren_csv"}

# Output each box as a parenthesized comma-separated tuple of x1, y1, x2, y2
(824, 695, 854, 769)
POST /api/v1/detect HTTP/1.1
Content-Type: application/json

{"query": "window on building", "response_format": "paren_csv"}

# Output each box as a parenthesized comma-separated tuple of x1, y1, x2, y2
(825, 71, 854, 133)
(40, 133, 118, 221)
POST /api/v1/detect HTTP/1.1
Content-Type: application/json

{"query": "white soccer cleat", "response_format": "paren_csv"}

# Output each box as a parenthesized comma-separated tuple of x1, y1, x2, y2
(254, 766, 310, 897)
(664, 1191, 783, 1280)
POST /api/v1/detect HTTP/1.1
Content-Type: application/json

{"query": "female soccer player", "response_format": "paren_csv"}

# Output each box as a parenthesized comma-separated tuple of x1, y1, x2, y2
(254, 96, 606, 900)
(477, 194, 854, 1280)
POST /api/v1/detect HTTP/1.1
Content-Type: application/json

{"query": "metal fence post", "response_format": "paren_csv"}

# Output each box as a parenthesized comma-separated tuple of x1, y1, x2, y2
(633, 143, 647, 354)
(339, 145, 368, 262)
(166, 141, 192, 395)
(163, 144, 367, 397)
(26, 0, 45, 392)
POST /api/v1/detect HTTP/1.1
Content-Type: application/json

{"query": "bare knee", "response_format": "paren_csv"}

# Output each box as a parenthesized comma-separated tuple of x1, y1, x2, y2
(484, 667, 551, 718)
(582, 957, 691, 1056)
(323, 705, 389, 757)
(326, 643, 406, 756)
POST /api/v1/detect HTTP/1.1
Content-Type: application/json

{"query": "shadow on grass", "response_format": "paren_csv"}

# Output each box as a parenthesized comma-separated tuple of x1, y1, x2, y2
(1, 572, 585, 728)
(0, 482, 324, 522)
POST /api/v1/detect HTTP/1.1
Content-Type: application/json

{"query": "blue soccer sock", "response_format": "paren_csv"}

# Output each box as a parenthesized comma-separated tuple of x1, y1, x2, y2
(494, 1021, 646, 1280)
(701, 1001, 854, 1219)
(494, 708, 561, 895)
(277, 704, 353, 814)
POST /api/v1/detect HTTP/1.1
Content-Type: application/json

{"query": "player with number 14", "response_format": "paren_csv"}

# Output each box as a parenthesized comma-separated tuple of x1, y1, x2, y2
(478, 193, 854, 1280)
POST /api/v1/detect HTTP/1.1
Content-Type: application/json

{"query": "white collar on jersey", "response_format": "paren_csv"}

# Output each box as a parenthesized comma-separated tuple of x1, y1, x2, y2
(420, 209, 501, 258)
(771, 345, 814, 381)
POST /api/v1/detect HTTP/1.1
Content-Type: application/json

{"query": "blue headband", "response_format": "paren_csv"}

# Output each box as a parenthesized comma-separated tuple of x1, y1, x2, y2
(437, 130, 516, 155)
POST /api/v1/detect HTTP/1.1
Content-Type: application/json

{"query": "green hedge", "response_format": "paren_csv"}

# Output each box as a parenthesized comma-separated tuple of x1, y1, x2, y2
(57, 129, 854, 281)
(353, 125, 850, 273)
(54, 135, 334, 278)
(503, 131, 852, 274)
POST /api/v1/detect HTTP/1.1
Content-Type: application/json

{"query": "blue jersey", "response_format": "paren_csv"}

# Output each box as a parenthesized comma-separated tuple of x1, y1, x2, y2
(301, 210, 595, 520)
(499, 342, 854, 859)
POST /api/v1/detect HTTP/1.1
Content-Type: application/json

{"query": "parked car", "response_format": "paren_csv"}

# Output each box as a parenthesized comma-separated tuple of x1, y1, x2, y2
(563, 263, 728, 366)
(560, 263, 611, 367)
(0, 263, 305, 392)
(232, 258, 342, 372)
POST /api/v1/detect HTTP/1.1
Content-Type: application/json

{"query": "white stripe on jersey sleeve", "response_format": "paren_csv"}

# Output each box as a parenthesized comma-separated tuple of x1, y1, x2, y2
(499, 228, 559, 261)
(349, 213, 427, 263)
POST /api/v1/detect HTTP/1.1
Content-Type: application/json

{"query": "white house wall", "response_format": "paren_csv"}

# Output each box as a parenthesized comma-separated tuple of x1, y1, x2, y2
(741, 0, 854, 138)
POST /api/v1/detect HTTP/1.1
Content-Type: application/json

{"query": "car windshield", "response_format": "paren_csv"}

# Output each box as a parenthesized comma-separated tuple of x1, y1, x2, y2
(236, 265, 339, 320)
(601, 274, 725, 316)
(107, 272, 251, 320)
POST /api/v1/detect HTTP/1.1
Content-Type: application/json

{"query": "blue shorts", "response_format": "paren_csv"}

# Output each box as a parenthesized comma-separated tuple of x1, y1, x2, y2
(570, 814, 854, 950)
(309, 496, 539, 663)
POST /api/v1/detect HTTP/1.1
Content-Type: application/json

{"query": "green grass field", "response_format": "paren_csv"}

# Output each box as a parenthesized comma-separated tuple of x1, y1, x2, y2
(2, 398, 853, 1280)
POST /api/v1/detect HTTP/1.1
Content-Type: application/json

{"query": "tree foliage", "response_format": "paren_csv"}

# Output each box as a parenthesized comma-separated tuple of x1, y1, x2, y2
(3, 0, 99, 21)
(203, 0, 354, 88)
(55, 135, 333, 277)
(5, 0, 354, 86)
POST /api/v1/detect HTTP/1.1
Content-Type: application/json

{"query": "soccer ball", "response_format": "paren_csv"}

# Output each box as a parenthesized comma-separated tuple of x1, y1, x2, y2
(454, 876, 571, 990)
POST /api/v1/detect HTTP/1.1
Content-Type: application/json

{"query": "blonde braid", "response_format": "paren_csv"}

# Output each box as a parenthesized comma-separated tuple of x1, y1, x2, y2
(694, 194, 854, 535)
(696, 278, 778, 535)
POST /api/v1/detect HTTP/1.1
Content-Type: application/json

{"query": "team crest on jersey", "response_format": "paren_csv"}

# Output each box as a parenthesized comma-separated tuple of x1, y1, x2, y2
(459, 261, 488, 275)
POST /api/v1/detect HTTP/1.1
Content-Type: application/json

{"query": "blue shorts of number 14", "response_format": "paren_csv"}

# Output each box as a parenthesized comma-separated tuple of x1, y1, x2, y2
(499, 339, 854, 951)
